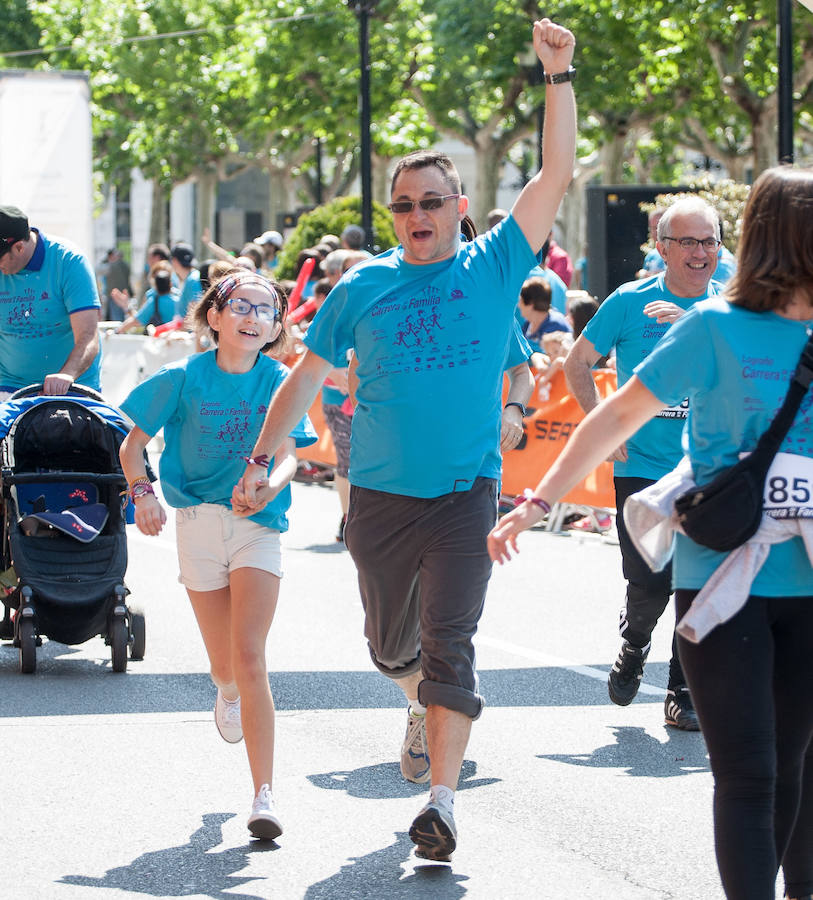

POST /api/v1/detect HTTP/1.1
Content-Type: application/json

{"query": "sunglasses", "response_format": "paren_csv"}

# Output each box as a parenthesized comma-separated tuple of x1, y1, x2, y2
(388, 194, 460, 214)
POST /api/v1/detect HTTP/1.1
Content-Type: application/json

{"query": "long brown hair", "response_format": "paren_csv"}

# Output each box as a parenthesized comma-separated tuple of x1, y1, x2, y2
(727, 166, 813, 312)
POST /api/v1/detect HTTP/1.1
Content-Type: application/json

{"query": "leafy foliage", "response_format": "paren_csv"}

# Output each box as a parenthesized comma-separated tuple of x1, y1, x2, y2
(275, 196, 397, 280)
(640, 177, 752, 252)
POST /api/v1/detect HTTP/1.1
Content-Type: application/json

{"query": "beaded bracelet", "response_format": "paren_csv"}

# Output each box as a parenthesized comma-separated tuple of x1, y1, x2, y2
(243, 454, 270, 468)
(514, 488, 551, 516)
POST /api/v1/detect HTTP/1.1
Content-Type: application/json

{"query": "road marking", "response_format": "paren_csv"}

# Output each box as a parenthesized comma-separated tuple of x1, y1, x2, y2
(477, 634, 666, 696)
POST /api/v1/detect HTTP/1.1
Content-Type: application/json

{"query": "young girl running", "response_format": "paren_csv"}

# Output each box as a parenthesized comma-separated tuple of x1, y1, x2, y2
(119, 269, 316, 840)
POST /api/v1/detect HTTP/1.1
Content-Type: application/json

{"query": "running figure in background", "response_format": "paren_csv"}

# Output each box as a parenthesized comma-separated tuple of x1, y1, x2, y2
(119, 270, 316, 841)
(564, 197, 725, 731)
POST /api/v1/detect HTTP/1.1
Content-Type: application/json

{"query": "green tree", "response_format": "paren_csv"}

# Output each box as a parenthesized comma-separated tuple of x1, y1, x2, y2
(275, 196, 397, 279)
(0, 0, 42, 68)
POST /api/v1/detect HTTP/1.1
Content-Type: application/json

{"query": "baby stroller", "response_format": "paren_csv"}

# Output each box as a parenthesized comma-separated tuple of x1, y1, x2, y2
(0, 384, 146, 674)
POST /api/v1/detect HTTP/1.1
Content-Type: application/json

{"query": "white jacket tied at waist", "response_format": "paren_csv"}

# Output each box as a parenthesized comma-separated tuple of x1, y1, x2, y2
(623, 457, 813, 643)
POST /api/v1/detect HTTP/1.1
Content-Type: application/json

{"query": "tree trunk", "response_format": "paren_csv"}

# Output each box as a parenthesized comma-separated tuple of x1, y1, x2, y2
(599, 131, 631, 184)
(752, 101, 778, 177)
(149, 180, 167, 246)
(268, 168, 291, 232)
(471, 142, 505, 232)
(372, 152, 392, 207)
(196, 171, 217, 260)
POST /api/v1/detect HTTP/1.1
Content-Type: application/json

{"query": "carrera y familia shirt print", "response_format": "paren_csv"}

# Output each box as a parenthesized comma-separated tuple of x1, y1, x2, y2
(0, 230, 102, 391)
(304, 215, 537, 498)
(582, 271, 723, 481)
(120, 351, 316, 531)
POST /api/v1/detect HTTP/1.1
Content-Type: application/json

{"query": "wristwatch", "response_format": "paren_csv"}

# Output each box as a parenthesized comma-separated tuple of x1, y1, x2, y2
(504, 401, 527, 417)
(544, 66, 576, 85)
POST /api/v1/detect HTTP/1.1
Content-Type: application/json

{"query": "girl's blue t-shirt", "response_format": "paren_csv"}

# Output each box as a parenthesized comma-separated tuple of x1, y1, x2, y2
(121, 350, 317, 532)
(583, 273, 722, 480)
(635, 297, 813, 596)
(303, 215, 537, 498)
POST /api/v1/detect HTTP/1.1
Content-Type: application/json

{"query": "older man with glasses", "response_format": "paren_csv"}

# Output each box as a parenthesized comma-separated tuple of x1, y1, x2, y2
(564, 196, 725, 732)
(0, 205, 101, 398)
(235, 18, 577, 862)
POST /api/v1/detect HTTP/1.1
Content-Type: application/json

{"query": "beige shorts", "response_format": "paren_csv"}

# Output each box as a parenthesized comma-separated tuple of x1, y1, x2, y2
(175, 503, 282, 592)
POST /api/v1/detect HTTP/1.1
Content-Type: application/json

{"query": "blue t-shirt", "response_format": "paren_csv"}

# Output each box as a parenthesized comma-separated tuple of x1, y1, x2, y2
(322, 383, 348, 407)
(642, 247, 665, 275)
(135, 288, 179, 326)
(528, 265, 568, 314)
(635, 298, 813, 597)
(304, 215, 537, 497)
(120, 350, 317, 531)
(522, 308, 571, 353)
(714, 246, 737, 285)
(583, 273, 722, 479)
(175, 269, 202, 318)
(505, 319, 533, 367)
(0, 230, 102, 391)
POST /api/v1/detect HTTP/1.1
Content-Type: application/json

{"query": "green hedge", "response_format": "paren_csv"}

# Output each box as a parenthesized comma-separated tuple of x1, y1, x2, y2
(276, 196, 397, 280)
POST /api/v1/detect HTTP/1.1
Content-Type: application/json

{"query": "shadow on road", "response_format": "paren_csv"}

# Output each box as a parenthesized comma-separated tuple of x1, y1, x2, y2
(304, 831, 469, 899)
(58, 812, 271, 899)
(537, 724, 710, 777)
(0, 658, 665, 718)
(307, 758, 499, 800)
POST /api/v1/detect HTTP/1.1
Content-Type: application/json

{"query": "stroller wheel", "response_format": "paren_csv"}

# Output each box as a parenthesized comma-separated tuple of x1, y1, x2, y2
(19, 617, 36, 674)
(110, 615, 128, 673)
(129, 607, 146, 661)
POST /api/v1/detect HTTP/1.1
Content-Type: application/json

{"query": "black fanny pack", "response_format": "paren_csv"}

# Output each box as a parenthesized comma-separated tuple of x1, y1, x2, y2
(674, 329, 813, 553)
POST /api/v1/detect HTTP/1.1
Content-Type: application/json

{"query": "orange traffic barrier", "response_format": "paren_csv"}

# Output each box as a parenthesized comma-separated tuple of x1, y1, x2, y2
(501, 368, 616, 508)
(296, 366, 618, 509)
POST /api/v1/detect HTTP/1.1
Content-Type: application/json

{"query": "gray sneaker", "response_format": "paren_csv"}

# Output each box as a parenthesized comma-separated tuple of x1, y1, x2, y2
(400, 709, 430, 783)
(409, 801, 457, 861)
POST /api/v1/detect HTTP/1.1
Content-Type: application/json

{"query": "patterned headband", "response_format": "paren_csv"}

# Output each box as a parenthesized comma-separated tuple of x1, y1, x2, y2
(213, 272, 279, 307)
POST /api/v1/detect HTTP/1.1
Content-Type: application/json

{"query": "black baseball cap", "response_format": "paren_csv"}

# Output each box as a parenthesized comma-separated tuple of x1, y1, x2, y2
(0, 205, 29, 255)
(170, 242, 195, 268)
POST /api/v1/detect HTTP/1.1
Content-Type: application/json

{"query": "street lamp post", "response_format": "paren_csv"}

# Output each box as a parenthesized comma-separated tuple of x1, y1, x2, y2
(314, 137, 323, 206)
(518, 43, 544, 180)
(347, 0, 378, 251)
(777, 0, 794, 163)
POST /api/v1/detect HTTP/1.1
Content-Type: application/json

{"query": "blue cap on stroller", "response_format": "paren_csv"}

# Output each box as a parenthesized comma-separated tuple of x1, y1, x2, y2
(20, 503, 109, 543)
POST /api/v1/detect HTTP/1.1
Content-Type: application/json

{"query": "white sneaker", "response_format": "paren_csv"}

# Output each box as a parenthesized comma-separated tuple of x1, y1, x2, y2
(214, 689, 243, 743)
(247, 784, 283, 840)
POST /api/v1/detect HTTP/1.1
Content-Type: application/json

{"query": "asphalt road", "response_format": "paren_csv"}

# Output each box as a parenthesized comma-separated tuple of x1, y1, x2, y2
(0, 475, 784, 899)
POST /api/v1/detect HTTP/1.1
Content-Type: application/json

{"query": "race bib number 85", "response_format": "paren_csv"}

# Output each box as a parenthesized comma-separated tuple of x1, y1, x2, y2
(764, 452, 813, 519)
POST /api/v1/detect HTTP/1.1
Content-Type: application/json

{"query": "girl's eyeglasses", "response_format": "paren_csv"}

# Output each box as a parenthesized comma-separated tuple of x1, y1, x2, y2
(225, 297, 279, 321)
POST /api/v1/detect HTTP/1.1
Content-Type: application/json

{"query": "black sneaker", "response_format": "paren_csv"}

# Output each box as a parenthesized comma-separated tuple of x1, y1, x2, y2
(608, 640, 649, 706)
(664, 687, 700, 731)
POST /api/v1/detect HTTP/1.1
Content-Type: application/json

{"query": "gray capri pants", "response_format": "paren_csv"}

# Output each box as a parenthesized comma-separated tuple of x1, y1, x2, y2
(343, 476, 498, 719)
